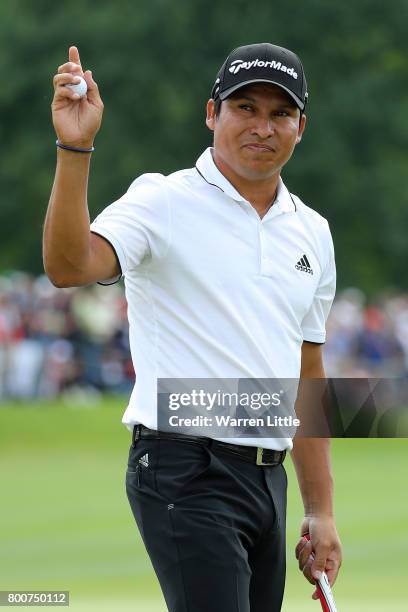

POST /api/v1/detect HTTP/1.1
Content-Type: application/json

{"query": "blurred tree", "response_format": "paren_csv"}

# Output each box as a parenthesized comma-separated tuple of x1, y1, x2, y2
(1, 0, 407, 296)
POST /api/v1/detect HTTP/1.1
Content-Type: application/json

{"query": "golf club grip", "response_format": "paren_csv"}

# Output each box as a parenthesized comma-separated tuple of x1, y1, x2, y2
(303, 534, 338, 612)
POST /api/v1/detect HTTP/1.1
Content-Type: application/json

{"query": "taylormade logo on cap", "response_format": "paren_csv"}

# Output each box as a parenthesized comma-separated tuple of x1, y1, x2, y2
(229, 58, 298, 79)
(211, 43, 308, 111)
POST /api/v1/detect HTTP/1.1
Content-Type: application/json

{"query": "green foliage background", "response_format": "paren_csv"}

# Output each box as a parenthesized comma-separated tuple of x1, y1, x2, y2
(1, 0, 408, 295)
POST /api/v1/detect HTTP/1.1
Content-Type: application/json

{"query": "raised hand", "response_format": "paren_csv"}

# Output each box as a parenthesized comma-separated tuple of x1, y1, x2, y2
(51, 46, 104, 148)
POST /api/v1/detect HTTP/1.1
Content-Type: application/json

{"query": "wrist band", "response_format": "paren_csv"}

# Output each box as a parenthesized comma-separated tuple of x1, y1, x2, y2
(56, 139, 95, 153)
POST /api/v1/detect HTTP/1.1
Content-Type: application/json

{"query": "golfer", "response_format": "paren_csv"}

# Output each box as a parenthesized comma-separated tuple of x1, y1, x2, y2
(44, 42, 342, 611)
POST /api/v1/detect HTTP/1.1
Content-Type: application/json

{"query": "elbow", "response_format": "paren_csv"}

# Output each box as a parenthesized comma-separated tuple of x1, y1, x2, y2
(43, 259, 74, 288)
(44, 269, 70, 288)
(48, 276, 71, 289)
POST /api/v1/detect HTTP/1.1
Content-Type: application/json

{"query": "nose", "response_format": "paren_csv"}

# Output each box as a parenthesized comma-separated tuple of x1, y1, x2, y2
(250, 116, 275, 139)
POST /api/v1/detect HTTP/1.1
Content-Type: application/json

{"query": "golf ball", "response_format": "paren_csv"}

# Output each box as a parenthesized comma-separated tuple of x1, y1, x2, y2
(65, 76, 87, 97)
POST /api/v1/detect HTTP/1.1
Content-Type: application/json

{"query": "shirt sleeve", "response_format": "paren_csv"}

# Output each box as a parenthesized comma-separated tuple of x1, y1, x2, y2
(89, 173, 170, 285)
(301, 223, 336, 344)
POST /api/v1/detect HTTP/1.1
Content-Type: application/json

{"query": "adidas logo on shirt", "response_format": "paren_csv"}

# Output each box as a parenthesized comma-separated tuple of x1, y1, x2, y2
(138, 453, 149, 467)
(295, 254, 313, 275)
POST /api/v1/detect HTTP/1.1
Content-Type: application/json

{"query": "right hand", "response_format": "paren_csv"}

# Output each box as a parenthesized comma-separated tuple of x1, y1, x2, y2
(52, 46, 104, 148)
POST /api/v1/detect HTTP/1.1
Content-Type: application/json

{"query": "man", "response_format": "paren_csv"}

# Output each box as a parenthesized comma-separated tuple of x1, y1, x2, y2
(44, 42, 342, 611)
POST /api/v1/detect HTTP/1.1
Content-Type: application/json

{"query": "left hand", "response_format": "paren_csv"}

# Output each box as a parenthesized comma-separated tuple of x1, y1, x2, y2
(295, 516, 342, 600)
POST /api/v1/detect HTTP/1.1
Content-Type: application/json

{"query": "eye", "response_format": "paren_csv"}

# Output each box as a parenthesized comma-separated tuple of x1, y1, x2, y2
(238, 104, 254, 112)
(274, 110, 290, 117)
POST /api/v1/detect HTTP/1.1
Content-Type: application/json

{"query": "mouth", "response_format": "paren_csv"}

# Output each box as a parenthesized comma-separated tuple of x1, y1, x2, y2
(242, 143, 276, 153)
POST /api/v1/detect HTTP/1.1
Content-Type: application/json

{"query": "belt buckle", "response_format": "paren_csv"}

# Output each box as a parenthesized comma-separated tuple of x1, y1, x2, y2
(256, 447, 275, 466)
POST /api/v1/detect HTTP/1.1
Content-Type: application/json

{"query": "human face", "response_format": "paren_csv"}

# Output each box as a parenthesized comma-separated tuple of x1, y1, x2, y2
(206, 83, 306, 183)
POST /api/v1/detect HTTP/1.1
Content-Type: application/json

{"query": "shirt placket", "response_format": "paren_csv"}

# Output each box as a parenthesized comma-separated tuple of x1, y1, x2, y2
(258, 205, 285, 277)
(233, 197, 286, 277)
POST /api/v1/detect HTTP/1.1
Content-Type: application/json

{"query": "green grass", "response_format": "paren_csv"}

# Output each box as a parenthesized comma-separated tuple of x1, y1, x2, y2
(0, 397, 407, 611)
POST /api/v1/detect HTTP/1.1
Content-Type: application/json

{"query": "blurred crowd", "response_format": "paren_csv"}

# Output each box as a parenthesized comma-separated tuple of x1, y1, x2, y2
(0, 273, 133, 401)
(0, 273, 407, 401)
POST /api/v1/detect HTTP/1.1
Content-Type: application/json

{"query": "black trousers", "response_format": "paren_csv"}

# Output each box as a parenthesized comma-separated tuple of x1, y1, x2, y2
(126, 435, 287, 612)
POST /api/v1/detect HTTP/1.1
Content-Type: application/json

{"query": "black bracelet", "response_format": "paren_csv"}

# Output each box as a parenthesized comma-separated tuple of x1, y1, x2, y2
(56, 139, 95, 153)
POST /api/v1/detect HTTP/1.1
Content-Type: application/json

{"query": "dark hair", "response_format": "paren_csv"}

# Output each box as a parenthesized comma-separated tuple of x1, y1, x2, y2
(214, 97, 222, 118)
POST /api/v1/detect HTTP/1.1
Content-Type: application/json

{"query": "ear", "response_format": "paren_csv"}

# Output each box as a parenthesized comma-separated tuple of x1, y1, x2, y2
(295, 113, 307, 144)
(206, 99, 216, 131)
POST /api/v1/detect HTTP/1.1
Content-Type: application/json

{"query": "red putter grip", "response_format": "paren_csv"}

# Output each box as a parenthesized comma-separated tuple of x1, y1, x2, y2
(303, 534, 338, 612)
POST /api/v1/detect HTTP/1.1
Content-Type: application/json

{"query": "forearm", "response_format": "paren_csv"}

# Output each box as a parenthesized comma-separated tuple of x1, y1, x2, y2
(43, 148, 92, 285)
(292, 437, 342, 588)
(46, 44, 103, 287)
(290, 437, 334, 517)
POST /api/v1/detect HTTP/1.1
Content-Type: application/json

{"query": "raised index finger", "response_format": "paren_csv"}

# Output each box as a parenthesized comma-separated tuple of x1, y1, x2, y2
(69, 46, 82, 68)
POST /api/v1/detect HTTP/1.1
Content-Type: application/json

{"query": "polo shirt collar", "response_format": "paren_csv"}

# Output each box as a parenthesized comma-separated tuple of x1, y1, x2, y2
(195, 147, 296, 213)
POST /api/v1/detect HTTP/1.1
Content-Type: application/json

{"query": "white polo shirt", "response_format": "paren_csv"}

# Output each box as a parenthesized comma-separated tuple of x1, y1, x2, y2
(90, 147, 336, 450)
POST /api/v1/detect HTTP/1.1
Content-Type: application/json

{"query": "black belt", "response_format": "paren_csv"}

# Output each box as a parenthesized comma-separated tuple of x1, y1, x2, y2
(132, 424, 286, 467)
